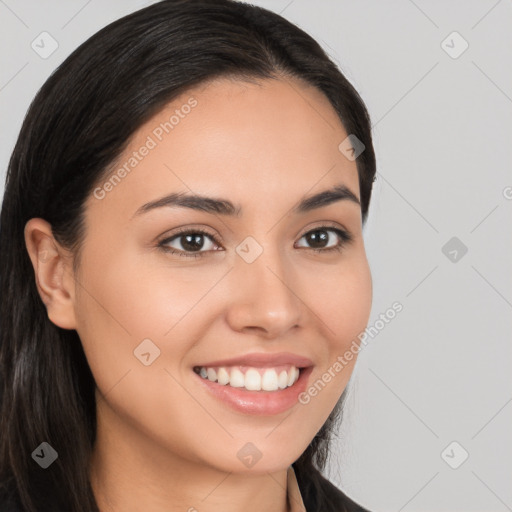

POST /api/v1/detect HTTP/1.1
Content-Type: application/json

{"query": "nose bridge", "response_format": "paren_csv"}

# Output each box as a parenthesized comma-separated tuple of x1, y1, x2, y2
(227, 238, 302, 335)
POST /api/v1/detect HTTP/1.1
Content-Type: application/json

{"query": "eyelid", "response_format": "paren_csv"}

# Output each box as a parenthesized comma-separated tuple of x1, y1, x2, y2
(296, 220, 349, 238)
(158, 225, 222, 245)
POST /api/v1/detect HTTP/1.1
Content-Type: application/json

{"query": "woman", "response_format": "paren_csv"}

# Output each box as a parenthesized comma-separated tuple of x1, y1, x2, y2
(0, 1, 376, 510)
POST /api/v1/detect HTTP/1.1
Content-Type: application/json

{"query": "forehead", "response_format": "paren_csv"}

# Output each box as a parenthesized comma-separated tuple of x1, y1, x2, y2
(88, 76, 359, 221)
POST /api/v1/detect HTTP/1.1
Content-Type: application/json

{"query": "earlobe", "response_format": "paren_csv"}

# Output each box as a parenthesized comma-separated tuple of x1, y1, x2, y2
(24, 218, 78, 330)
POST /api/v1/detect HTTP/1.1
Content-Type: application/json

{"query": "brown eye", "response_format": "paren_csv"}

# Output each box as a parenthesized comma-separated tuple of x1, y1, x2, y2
(295, 226, 353, 253)
(158, 229, 222, 258)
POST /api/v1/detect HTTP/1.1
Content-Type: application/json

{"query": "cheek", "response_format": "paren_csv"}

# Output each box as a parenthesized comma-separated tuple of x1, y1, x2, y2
(73, 252, 225, 455)
(72, 251, 173, 392)
(305, 256, 373, 350)
(74, 249, 229, 390)
(77, 247, 220, 339)
(293, 256, 372, 418)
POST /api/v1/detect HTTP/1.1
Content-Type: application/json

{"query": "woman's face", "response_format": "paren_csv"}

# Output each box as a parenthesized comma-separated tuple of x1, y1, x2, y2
(67, 76, 372, 473)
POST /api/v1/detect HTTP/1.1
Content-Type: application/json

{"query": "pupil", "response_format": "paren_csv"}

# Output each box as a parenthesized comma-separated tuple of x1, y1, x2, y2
(307, 230, 328, 248)
(182, 234, 204, 251)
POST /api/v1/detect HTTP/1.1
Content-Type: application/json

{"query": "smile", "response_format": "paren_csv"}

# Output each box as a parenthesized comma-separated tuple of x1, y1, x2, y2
(191, 353, 314, 416)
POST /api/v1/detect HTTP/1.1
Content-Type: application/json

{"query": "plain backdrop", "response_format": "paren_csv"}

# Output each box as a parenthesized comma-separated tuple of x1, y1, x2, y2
(1, 1, 511, 511)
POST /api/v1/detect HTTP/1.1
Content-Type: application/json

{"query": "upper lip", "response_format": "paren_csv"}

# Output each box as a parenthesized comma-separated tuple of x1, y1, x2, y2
(195, 352, 314, 369)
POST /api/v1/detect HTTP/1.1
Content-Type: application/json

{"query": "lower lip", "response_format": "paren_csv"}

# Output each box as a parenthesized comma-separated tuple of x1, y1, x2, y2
(193, 366, 313, 416)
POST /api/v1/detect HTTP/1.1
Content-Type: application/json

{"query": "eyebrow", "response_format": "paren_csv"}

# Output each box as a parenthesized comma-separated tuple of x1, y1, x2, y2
(132, 183, 360, 219)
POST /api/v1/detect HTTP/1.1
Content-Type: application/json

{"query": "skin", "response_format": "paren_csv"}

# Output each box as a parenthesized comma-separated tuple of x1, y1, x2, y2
(24, 75, 373, 512)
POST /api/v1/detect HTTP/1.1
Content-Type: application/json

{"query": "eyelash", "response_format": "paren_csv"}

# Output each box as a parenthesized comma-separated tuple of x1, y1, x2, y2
(157, 225, 353, 259)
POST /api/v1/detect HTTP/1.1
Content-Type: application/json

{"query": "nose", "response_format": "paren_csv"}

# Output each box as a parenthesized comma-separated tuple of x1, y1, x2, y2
(225, 247, 303, 338)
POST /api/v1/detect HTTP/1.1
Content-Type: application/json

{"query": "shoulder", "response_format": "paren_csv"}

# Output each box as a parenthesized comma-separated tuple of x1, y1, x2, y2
(294, 464, 371, 512)
(316, 472, 370, 512)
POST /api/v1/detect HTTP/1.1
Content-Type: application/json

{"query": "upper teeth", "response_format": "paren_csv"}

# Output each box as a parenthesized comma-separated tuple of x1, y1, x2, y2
(195, 365, 300, 391)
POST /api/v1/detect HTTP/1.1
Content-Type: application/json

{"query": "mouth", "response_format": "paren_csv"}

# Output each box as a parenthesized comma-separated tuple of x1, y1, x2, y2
(191, 352, 314, 415)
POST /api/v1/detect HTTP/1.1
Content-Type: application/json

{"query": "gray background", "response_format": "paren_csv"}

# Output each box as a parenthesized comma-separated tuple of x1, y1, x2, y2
(1, 1, 511, 511)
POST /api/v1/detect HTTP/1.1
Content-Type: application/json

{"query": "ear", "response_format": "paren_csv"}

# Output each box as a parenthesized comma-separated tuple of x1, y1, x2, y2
(24, 218, 77, 330)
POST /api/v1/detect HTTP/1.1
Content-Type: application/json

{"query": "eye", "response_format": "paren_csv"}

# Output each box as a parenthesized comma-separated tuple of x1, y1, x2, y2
(295, 225, 353, 253)
(157, 224, 353, 259)
(158, 228, 222, 258)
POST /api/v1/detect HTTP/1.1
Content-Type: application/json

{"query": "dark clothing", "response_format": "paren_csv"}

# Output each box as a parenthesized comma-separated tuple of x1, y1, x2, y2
(296, 466, 370, 512)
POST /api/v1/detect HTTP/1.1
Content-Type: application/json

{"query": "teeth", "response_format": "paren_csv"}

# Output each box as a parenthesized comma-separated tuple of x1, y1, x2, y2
(217, 367, 230, 385)
(262, 369, 279, 391)
(195, 365, 301, 391)
(287, 368, 296, 387)
(230, 368, 245, 388)
(278, 370, 288, 389)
